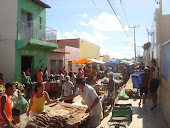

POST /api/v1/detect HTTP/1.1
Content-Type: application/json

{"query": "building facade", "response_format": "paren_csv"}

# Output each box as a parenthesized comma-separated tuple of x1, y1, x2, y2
(57, 38, 100, 60)
(0, 0, 57, 82)
(144, 7, 170, 126)
(47, 46, 80, 74)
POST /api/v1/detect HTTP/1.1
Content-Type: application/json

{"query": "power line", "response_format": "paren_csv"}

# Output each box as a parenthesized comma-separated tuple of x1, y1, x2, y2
(106, 0, 133, 43)
(90, 0, 127, 43)
(91, 0, 102, 13)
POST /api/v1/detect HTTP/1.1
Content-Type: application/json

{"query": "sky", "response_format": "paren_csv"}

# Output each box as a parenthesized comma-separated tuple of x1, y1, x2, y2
(41, 0, 168, 59)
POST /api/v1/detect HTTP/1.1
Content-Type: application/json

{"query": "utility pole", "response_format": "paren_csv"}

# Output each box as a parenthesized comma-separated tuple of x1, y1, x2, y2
(129, 25, 140, 63)
(146, 27, 152, 42)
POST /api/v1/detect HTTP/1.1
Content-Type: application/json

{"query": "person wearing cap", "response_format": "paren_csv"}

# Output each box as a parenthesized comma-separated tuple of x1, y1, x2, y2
(107, 72, 115, 107)
(62, 76, 74, 103)
(59, 78, 102, 128)
(139, 67, 149, 106)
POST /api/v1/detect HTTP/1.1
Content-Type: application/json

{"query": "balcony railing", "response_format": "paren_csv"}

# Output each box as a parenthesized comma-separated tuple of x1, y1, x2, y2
(18, 21, 57, 41)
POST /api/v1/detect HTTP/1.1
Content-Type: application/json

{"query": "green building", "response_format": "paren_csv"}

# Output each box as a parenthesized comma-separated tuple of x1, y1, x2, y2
(0, 0, 57, 82)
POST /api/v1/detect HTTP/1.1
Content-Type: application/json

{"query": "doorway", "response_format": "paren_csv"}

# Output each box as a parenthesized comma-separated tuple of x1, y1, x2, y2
(21, 56, 33, 73)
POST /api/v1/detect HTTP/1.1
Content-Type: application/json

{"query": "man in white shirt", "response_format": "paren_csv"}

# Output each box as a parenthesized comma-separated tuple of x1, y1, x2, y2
(59, 78, 102, 128)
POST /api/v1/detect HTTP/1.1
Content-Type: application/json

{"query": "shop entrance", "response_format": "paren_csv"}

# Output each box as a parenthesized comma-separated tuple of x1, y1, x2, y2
(21, 56, 33, 73)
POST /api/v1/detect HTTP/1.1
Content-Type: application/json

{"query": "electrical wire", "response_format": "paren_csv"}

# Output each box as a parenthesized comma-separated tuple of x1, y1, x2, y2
(106, 0, 133, 43)
(90, 0, 125, 42)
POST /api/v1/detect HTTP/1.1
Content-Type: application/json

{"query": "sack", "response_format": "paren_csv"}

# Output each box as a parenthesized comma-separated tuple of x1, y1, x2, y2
(125, 89, 134, 98)
(118, 93, 129, 100)
(132, 91, 139, 99)
(15, 96, 29, 111)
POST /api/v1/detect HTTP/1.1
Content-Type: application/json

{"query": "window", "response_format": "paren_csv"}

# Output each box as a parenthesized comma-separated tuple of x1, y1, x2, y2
(39, 16, 42, 29)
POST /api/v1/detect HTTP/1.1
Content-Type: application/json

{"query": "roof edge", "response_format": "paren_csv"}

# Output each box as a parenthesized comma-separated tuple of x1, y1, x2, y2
(32, 0, 51, 8)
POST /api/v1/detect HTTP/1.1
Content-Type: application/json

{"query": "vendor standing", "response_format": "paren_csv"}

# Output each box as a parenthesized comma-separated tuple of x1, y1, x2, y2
(21, 72, 31, 101)
(0, 83, 16, 127)
(59, 78, 102, 128)
(107, 72, 115, 107)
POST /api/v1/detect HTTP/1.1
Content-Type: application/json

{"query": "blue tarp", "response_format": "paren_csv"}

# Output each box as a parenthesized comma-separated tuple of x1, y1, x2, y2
(105, 60, 122, 66)
(106, 60, 134, 66)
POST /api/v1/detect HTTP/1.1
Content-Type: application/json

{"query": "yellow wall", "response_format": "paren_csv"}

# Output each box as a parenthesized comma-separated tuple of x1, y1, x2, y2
(79, 39, 100, 60)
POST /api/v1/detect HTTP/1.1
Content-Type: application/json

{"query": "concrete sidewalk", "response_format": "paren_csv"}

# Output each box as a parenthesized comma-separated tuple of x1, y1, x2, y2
(98, 77, 169, 128)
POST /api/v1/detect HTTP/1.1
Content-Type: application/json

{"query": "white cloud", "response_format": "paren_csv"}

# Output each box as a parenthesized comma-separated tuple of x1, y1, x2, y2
(80, 21, 88, 26)
(80, 13, 88, 18)
(80, 12, 128, 32)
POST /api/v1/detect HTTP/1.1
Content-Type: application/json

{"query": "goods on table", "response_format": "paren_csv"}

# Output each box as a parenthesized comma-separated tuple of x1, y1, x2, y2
(93, 84, 108, 92)
(17, 102, 89, 128)
(14, 81, 24, 91)
(25, 114, 66, 128)
(47, 102, 89, 126)
(103, 77, 109, 83)
(0, 84, 5, 92)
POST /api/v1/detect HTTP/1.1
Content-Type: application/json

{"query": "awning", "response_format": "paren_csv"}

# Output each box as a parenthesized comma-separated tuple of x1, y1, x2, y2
(88, 58, 105, 64)
(16, 39, 58, 52)
(73, 58, 105, 64)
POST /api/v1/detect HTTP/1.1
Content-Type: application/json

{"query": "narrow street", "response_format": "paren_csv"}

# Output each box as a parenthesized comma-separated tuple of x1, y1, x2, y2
(98, 77, 169, 128)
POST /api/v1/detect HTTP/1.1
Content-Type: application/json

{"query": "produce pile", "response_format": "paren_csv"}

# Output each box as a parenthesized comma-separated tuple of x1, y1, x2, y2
(0, 84, 5, 92)
(25, 114, 66, 128)
(13, 81, 24, 91)
(93, 84, 108, 91)
(103, 77, 109, 83)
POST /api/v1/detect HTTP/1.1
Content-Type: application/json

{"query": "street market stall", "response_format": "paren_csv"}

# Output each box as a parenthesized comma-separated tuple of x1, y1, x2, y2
(16, 102, 89, 128)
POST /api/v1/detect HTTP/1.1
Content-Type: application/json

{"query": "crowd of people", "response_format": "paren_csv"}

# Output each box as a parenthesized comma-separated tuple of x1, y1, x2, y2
(0, 59, 160, 128)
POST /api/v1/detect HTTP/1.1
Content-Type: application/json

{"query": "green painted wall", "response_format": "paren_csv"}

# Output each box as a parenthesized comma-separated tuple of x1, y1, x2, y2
(15, 40, 48, 82)
(17, 0, 46, 40)
(15, 0, 47, 82)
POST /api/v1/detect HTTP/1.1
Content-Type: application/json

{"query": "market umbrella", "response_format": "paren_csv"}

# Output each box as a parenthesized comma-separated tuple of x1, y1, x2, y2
(72, 58, 93, 64)
(73, 58, 105, 64)
(88, 58, 105, 64)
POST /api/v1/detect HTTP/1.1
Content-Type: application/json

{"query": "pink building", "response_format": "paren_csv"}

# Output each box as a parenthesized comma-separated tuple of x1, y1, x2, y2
(47, 46, 80, 74)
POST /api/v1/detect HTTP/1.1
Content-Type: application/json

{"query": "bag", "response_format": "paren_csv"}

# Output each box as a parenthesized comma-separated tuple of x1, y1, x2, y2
(125, 89, 134, 98)
(15, 96, 29, 111)
(132, 91, 139, 99)
(118, 93, 129, 100)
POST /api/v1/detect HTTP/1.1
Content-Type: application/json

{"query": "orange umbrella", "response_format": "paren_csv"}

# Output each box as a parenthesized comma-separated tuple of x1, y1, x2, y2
(72, 58, 93, 64)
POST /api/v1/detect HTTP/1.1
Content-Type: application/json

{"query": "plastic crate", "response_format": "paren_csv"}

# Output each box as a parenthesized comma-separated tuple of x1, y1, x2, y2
(132, 72, 142, 89)
(112, 106, 132, 121)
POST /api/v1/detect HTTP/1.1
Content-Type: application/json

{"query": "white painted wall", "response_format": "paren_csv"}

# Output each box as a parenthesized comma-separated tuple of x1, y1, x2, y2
(0, 0, 17, 40)
(0, 40, 15, 82)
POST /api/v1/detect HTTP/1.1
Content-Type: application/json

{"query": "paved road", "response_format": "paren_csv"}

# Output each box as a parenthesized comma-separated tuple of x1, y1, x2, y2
(98, 77, 169, 128)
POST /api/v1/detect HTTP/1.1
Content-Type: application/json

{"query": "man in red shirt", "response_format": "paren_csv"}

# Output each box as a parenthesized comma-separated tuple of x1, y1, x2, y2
(36, 68, 43, 83)
(61, 66, 67, 76)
